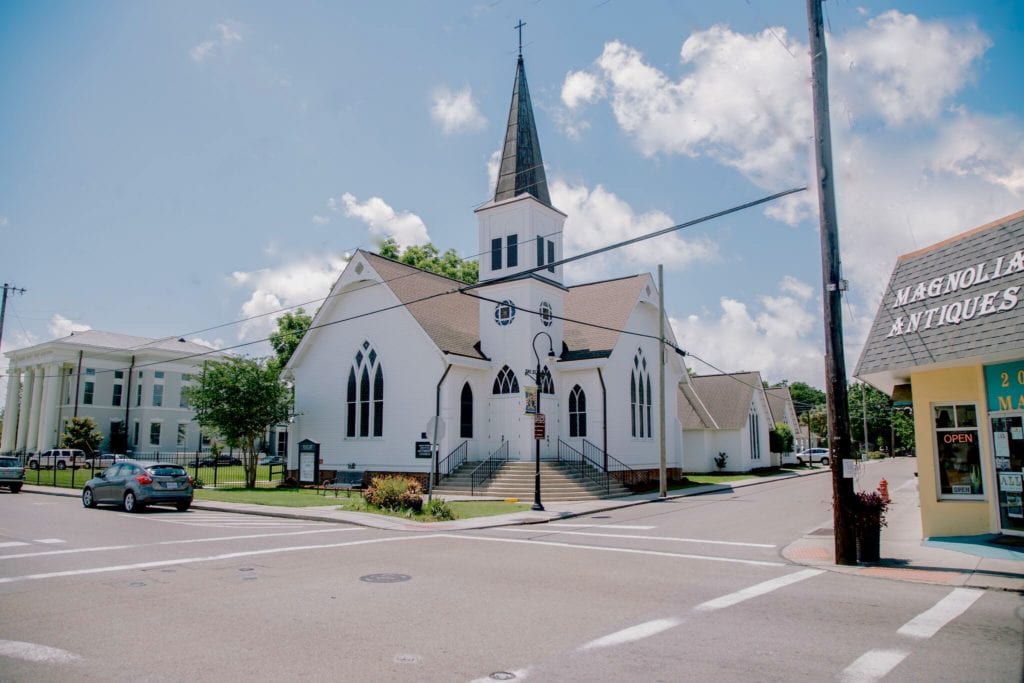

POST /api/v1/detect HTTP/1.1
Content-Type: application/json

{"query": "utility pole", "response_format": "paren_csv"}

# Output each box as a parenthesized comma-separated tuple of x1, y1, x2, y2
(807, 0, 857, 565)
(0, 283, 27, 354)
(658, 265, 667, 498)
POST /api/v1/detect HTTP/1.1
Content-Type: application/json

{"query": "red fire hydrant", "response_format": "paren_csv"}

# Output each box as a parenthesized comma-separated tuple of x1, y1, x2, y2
(878, 478, 890, 504)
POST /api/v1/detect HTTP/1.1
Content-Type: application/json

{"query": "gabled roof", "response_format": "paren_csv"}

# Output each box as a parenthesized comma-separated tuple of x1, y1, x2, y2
(764, 386, 795, 425)
(6, 329, 219, 360)
(856, 208, 1024, 392)
(563, 275, 648, 360)
(493, 55, 551, 208)
(678, 372, 763, 430)
(360, 251, 486, 360)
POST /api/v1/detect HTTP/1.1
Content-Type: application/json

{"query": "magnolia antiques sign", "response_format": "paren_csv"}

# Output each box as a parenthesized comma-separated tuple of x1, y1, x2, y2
(886, 248, 1023, 338)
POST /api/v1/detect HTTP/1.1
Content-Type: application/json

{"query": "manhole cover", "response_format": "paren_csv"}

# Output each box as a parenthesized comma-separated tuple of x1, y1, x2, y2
(242, 576, 258, 581)
(128, 581, 146, 588)
(490, 673, 516, 681)
(238, 567, 255, 572)
(360, 573, 411, 583)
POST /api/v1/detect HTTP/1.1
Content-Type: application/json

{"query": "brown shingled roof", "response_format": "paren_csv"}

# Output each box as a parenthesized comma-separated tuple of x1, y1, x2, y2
(563, 275, 648, 357)
(361, 251, 485, 359)
(764, 386, 794, 424)
(677, 372, 762, 430)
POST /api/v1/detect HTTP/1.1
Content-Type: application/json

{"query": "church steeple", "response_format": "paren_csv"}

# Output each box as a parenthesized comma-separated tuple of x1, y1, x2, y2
(493, 54, 551, 207)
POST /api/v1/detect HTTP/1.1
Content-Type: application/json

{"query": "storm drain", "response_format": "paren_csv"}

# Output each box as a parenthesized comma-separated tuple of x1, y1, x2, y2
(490, 673, 516, 681)
(360, 573, 411, 583)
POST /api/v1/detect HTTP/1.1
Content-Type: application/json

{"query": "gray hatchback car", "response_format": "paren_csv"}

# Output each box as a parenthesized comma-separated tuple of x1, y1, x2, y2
(82, 460, 193, 512)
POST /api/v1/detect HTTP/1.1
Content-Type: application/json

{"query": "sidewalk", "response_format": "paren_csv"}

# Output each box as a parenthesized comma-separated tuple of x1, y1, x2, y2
(22, 463, 1024, 592)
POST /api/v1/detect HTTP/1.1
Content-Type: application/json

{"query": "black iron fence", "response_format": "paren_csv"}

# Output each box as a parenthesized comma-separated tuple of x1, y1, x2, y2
(13, 451, 287, 490)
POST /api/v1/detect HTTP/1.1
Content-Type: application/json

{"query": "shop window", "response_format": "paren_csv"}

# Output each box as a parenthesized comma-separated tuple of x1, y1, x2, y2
(934, 403, 983, 498)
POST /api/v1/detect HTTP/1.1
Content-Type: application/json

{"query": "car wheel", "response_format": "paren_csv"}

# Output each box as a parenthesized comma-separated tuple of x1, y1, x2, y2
(820, 457, 830, 466)
(123, 491, 144, 513)
(10, 483, 22, 493)
(29, 460, 39, 470)
(176, 501, 191, 512)
(796, 457, 805, 466)
(82, 487, 96, 508)
(57, 461, 67, 471)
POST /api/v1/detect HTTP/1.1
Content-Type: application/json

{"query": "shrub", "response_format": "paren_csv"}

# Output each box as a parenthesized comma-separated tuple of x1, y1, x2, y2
(714, 452, 728, 470)
(427, 498, 455, 521)
(191, 477, 205, 489)
(363, 475, 422, 511)
(852, 490, 889, 530)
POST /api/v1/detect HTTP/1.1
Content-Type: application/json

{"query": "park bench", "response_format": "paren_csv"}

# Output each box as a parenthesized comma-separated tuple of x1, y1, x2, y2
(321, 470, 365, 497)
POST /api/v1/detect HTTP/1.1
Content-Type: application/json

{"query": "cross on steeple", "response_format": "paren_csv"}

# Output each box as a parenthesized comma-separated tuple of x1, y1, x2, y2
(515, 20, 526, 56)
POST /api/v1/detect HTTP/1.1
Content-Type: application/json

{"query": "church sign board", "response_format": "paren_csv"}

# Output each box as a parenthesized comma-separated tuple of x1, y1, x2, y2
(298, 438, 320, 484)
(534, 413, 546, 439)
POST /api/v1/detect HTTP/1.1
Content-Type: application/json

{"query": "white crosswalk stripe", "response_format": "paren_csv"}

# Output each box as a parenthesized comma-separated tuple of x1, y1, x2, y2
(119, 512, 323, 529)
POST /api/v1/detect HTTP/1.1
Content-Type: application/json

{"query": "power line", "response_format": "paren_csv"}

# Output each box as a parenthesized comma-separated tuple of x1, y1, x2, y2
(2, 186, 803, 381)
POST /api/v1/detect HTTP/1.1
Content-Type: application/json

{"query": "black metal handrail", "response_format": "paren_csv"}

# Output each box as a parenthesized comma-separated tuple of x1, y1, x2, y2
(435, 440, 469, 485)
(470, 441, 509, 495)
(557, 439, 609, 493)
(582, 439, 641, 488)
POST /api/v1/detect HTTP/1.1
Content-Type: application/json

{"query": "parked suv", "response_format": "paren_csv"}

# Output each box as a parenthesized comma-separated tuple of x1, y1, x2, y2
(28, 449, 87, 470)
(794, 447, 830, 466)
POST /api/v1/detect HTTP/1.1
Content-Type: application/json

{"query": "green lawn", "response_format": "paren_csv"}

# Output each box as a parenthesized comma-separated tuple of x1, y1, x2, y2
(673, 467, 808, 488)
(194, 487, 532, 521)
(22, 464, 283, 490)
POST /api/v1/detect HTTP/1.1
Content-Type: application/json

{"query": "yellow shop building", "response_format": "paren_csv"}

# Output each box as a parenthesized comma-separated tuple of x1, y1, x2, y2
(857, 209, 1024, 538)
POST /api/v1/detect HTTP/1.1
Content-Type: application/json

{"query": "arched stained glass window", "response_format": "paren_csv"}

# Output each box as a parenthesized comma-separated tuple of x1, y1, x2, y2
(569, 384, 587, 438)
(346, 341, 383, 438)
(539, 365, 554, 394)
(493, 365, 520, 394)
(460, 382, 473, 438)
(631, 349, 652, 439)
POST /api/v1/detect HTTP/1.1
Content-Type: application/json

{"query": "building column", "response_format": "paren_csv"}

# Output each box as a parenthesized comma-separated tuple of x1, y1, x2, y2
(15, 367, 34, 452)
(1, 368, 21, 452)
(36, 363, 61, 452)
(25, 366, 45, 453)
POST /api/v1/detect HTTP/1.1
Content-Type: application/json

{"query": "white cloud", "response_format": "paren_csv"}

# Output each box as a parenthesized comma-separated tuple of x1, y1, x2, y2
(312, 214, 330, 225)
(486, 149, 501, 196)
(561, 70, 604, 109)
(48, 314, 90, 339)
(672, 277, 823, 385)
(190, 21, 243, 63)
(551, 178, 719, 282)
(337, 192, 430, 248)
(566, 12, 1022, 380)
(835, 11, 989, 126)
(430, 86, 486, 134)
(231, 253, 349, 341)
(190, 336, 225, 351)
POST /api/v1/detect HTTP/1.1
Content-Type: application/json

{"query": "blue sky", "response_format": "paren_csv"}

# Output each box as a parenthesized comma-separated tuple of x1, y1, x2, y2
(2, 1, 1022, 393)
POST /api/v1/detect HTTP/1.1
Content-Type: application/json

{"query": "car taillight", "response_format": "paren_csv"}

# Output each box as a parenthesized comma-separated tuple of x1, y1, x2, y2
(136, 474, 153, 485)
(186, 476, 193, 485)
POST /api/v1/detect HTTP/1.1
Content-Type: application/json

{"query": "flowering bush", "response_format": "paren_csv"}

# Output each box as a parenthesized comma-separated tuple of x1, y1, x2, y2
(852, 490, 889, 530)
(363, 475, 422, 512)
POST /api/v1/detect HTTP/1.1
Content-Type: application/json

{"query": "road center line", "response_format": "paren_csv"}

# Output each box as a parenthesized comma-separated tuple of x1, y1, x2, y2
(0, 639, 82, 664)
(0, 534, 440, 584)
(896, 588, 983, 639)
(839, 649, 909, 683)
(497, 527, 775, 548)
(694, 569, 824, 611)
(579, 618, 683, 651)
(451, 534, 785, 567)
(0, 528, 360, 563)
(548, 524, 656, 530)
(0, 542, 29, 549)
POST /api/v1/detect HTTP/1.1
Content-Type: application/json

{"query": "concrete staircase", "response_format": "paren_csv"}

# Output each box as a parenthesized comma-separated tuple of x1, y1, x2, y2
(432, 460, 633, 501)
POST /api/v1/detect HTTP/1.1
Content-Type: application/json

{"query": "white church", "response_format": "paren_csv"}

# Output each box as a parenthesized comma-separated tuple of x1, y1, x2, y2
(284, 53, 687, 492)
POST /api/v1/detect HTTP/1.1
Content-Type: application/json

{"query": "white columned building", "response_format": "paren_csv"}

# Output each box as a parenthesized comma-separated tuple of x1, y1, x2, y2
(2, 330, 224, 456)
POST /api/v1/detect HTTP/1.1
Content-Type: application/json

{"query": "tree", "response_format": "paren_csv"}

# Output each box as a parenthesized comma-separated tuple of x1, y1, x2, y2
(269, 308, 311, 373)
(800, 406, 828, 447)
(847, 382, 916, 455)
(379, 238, 479, 284)
(184, 357, 291, 488)
(61, 416, 103, 455)
(784, 381, 827, 416)
(769, 422, 795, 454)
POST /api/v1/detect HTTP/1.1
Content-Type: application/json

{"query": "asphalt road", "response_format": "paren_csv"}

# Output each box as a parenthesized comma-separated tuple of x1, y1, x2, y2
(0, 458, 1021, 682)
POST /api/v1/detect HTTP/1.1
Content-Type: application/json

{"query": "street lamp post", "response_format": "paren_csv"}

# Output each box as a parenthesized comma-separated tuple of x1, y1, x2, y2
(528, 331, 555, 512)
